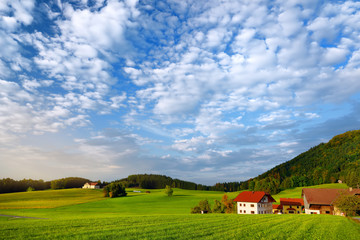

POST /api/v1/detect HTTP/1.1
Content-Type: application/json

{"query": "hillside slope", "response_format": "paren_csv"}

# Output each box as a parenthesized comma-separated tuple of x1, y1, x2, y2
(245, 130, 360, 194)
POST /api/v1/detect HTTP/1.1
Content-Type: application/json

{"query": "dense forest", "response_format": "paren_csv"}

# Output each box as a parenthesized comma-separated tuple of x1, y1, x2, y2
(239, 130, 360, 194)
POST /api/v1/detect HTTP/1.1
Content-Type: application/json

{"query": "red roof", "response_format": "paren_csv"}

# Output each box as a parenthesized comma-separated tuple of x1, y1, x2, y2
(90, 182, 98, 186)
(272, 204, 282, 210)
(280, 198, 304, 206)
(233, 191, 276, 203)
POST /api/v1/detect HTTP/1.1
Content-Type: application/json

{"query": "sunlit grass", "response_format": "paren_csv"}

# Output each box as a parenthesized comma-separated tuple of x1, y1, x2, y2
(0, 189, 103, 209)
(0, 214, 359, 240)
(0, 184, 358, 239)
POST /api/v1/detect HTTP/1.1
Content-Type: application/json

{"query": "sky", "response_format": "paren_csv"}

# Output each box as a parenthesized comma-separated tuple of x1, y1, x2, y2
(1, 0, 360, 185)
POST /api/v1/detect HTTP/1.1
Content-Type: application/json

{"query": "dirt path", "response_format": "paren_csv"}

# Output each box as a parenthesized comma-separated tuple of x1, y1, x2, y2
(0, 214, 47, 219)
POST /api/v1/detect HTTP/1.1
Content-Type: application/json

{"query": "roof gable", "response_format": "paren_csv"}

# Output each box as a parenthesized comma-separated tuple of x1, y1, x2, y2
(234, 191, 275, 203)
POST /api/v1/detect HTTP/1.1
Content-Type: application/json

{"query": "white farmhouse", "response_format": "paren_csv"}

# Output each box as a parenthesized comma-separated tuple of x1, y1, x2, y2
(234, 191, 275, 214)
(82, 182, 100, 189)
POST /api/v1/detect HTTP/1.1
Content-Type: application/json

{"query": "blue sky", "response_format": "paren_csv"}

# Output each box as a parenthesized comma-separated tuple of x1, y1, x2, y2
(1, 0, 360, 185)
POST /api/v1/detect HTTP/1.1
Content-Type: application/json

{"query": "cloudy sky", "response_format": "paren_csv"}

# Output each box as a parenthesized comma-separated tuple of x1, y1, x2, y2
(1, 0, 360, 185)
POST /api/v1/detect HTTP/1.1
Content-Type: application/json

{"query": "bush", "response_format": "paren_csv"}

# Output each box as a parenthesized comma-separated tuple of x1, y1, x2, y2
(191, 199, 212, 214)
(103, 182, 127, 198)
(26, 186, 35, 192)
(191, 206, 201, 214)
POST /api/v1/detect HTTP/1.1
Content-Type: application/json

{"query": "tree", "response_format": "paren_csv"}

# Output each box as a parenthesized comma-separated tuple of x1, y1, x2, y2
(212, 199, 225, 213)
(51, 179, 66, 189)
(103, 182, 127, 198)
(198, 199, 212, 213)
(334, 193, 360, 216)
(221, 194, 234, 213)
(191, 199, 212, 213)
(164, 185, 173, 197)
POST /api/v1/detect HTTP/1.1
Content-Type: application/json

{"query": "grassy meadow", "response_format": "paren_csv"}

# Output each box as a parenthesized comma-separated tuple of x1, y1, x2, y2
(0, 184, 359, 239)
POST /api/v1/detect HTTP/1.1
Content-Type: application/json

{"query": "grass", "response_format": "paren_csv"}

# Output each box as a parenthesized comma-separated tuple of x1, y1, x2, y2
(0, 183, 358, 239)
(0, 214, 359, 239)
(0, 188, 104, 209)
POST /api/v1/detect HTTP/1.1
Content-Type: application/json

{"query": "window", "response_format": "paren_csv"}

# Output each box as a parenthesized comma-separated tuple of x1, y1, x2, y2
(244, 204, 246, 207)
(297, 206, 299, 209)
(325, 211, 330, 214)
(250, 204, 254, 207)
(239, 210, 242, 213)
(244, 210, 246, 213)
(239, 203, 242, 207)
(251, 211, 255, 214)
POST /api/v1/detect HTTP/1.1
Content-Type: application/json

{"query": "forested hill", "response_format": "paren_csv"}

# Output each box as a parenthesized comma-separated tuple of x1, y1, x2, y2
(244, 130, 360, 194)
(117, 174, 211, 190)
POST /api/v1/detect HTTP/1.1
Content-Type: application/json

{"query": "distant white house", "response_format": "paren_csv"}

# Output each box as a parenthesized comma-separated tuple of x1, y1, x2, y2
(233, 191, 275, 214)
(82, 182, 100, 189)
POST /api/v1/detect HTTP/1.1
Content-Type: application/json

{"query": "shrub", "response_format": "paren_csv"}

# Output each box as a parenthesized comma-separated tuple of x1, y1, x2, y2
(191, 199, 212, 214)
(191, 206, 201, 214)
(26, 186, 35, 192)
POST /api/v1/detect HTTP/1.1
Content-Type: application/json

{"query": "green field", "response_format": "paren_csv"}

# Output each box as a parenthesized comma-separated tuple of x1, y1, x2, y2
(0, 184, 359, 239)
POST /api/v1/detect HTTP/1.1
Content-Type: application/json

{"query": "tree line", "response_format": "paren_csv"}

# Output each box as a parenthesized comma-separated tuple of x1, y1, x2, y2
(0, 177, 92, 193)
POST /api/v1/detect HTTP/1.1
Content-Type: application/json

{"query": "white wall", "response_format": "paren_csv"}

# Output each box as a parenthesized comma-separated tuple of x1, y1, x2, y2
(237, 202, 272, 214)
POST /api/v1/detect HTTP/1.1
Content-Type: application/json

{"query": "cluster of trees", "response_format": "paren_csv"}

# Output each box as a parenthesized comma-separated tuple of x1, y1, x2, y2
(0, 178, 49, 193)
(103, 182, 127, 198)
(191, 194, 235, 214)
(50, 177, 90, 189)
(0, 177, 94, 193)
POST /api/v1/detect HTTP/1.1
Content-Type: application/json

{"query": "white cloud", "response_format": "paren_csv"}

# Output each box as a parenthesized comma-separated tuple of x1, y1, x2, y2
(2, 0, 360, 184)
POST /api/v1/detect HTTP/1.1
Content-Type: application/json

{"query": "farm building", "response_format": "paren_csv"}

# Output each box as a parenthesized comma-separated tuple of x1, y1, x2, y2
(82, 182, 100, 189)
(272, 198, 304, 214)
(302, 188, 360, 215)
(234, 191, 275, 214)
